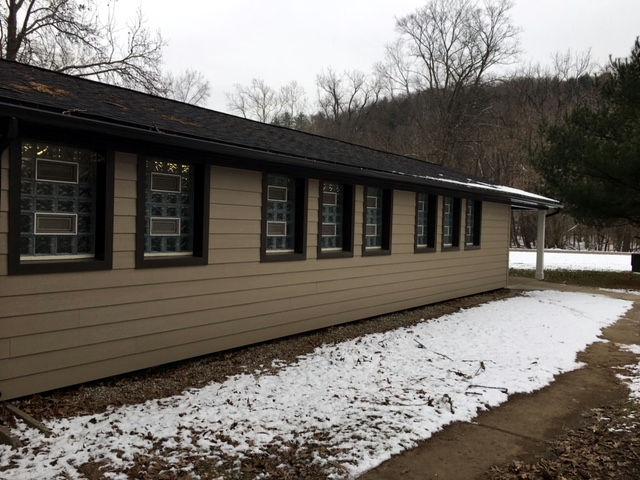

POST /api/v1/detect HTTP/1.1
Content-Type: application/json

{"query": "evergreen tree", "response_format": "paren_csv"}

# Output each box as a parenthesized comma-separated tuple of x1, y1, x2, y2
(535, 39, 640, 226)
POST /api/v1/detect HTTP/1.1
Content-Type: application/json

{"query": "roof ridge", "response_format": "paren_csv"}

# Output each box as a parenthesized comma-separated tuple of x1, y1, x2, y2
(0, 59, 452, 172)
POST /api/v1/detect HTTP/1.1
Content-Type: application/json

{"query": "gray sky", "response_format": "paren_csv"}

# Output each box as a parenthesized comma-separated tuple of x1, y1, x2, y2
(122, 0, 640, 111)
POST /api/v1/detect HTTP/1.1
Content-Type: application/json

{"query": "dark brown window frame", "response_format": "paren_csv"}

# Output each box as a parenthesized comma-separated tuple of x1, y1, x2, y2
(362, 186, 393, 257)
(136, 156, 210, 269)
(441, 196, 462, 251)
(414, 192, 438, 253)
(260, 172, 308, 262)
(464, 199, 482, 250)
(317, 180, 355, 259)
(7, 138, 114, 275)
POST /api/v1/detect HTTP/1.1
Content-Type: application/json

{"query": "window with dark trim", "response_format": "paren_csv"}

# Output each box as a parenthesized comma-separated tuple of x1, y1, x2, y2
(136, 156, 210, 268)
(363, 186, 392, 256)
(318, 181, 355, 258)
(465, 199, 482, 248)
(261, 173, 307, 261)
(415, 192, 437, 252)
(442, 196, 461, 249)
(8, 139, 114, 275)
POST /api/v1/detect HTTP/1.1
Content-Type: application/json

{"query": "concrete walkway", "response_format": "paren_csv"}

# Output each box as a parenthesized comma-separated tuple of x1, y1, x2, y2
(361, 277, 640, 480)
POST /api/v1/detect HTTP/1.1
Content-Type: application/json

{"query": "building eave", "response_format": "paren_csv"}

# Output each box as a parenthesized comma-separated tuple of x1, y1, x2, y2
(0, 100, 560, 209)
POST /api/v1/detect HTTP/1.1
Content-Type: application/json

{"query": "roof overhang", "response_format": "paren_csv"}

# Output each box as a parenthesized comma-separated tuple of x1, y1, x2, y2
(0, 100, 560, 210)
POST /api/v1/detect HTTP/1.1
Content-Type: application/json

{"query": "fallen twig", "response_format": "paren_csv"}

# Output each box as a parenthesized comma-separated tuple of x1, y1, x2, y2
(467, 384, 509, 394)
(413, 338, 427, 349)
(432, 350, 454, 361)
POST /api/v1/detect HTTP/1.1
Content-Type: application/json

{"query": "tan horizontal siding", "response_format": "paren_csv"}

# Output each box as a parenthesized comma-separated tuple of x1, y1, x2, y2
(2, 279, 505, 399)
(4, 270, 507, 379)
(0, 249, 507, 298)
(0, 253, 508, 327)
(7, 261, 508, 355)
(0, 157, 511, 399)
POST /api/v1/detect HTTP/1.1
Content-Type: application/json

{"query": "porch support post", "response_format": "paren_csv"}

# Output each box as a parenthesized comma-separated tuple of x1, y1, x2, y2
(535, 209, 546, 280)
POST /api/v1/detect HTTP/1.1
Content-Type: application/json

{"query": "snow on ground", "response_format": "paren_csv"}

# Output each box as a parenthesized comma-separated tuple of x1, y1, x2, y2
(510, 250, 631, 272)
(0, 291, 633, 479)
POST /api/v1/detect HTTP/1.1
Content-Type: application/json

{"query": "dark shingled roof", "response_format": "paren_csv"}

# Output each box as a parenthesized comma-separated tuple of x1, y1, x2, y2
(0, 60, 558, 208)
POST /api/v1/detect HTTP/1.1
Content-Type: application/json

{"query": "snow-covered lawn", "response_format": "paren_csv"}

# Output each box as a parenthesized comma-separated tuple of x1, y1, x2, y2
(0, 291, 633, 479)
(510, 250, 632, 272)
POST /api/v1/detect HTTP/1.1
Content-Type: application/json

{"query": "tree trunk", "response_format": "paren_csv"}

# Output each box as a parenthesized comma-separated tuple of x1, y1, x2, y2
(5, 1, 20, 61)
(510, 211, 520, 247)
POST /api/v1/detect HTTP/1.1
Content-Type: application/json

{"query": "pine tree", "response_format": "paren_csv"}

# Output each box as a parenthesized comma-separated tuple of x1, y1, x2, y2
(535, 39, 640, 226)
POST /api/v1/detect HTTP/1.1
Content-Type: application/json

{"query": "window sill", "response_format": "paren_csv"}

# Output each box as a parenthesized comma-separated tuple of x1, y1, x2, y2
(317, 249, 354, 259)
(9, 257, 111, 275)
(261, 251, 307, 262)
(463, 245, 482, 251)
(137, 255, 208, 269)
(362, 247, 391, 257)
(441, 246, 460, 252)
(414, 246, 436, 254)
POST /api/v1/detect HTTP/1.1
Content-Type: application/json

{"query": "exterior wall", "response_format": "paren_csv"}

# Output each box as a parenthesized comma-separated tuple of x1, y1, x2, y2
(0, 151, 510, 400)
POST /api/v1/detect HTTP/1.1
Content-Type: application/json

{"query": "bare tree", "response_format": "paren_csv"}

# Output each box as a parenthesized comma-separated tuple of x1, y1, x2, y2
(316, 68, 343, 121)
(316, 68, 378, 123)
(278, 81, 307, 120)
(0, 1, 170, 94)
(387, 0, 520, 166)
(163, 69, 211, 106)
(396, 0, 519, 91)
(552, 49, 594, 81)
(226, 78, 280, 123)
(375, 39, 415, 97)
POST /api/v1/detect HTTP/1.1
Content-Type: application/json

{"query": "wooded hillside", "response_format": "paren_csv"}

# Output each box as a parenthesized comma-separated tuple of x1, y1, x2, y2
(227, 0, 639, 252)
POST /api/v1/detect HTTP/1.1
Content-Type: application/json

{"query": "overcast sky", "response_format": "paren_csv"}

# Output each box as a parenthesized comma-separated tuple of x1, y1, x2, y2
(122, 0, 640, 111)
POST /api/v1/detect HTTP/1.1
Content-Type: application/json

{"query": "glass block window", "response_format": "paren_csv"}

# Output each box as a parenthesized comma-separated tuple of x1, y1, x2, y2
(416, 192, 435, 248)
(320, 183, 344, 251)
(19, 141, 99, 259)
(144, 158, 194, 255)
(443, 196, 454, 247)
(465, 200, 481, 246)
(266, 174, 296, 252)
(365, 187, 383, 249)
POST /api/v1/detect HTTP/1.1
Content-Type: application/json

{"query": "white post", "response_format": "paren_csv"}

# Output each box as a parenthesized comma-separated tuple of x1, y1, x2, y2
(535, 209, 546, 280)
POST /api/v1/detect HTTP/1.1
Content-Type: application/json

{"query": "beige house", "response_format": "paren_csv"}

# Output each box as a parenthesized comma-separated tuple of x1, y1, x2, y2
(0, 61, 559, 400)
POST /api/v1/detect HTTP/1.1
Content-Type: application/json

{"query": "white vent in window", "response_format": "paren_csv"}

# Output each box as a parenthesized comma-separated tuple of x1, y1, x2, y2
(150, 217, 181, 236)
(322, 191, 337, 206)
(365, 224, 377, 236)
(36, 159, 79, 184)
(151, 173, 181, 193)
(267, 185, 287, 202)
(267, 221, 287, 237)
(321, 223, 336, 237)
(34, 212, 77, 235)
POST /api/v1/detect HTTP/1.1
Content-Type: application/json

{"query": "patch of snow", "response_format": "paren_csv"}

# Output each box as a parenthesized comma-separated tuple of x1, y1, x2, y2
(510, 250, 631, 272)
(0, 291, 632, 479)
(600, 288, 640, 296)
(619, 344, 640, 355)
(616, 344, 640, 402)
